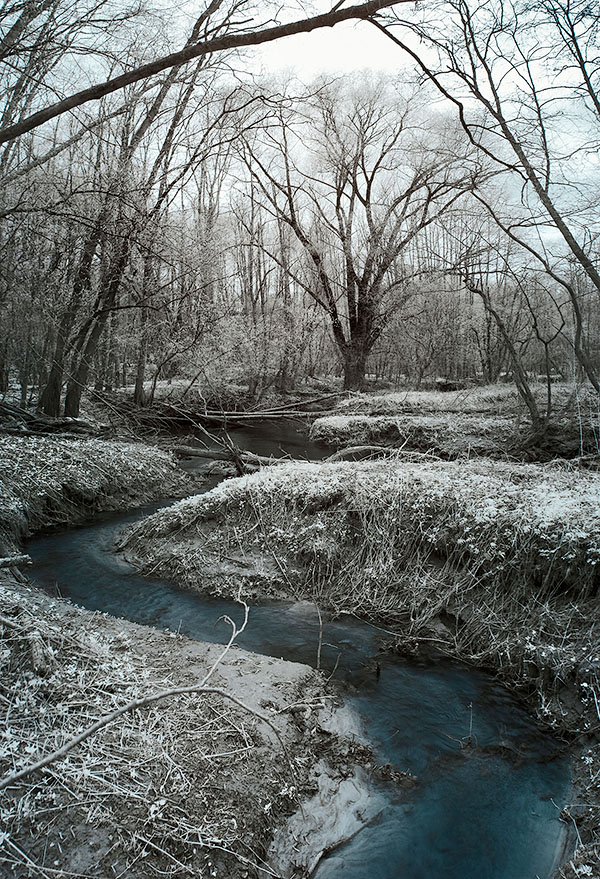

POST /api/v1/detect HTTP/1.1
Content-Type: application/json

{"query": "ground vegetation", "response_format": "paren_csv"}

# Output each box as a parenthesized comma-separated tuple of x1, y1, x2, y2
(123, 453, 600, 875)
(0, 434, 376, 879)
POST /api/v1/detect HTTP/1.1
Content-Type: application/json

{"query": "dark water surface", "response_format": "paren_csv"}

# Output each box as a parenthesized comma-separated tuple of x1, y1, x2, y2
(26, 421, 571, 879)
(183, 416, 330, 463)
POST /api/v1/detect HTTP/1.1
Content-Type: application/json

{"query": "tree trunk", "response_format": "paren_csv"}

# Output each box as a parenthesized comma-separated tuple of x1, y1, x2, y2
(343, 346, 367, 390)
(64, 237, 129, 417)
(38, 217, 102, 416)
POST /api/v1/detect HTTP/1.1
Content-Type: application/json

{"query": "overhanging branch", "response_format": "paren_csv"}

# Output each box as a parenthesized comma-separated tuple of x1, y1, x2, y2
(0, 0, 409, 144)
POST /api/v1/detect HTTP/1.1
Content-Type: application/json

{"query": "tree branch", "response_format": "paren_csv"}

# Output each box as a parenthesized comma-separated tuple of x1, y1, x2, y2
(0, 0, 409, 144)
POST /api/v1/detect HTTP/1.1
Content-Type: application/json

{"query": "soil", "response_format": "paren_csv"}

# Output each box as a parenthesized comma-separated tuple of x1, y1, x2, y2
(0, 574, 379, 879)
(0, 433, 386, 879)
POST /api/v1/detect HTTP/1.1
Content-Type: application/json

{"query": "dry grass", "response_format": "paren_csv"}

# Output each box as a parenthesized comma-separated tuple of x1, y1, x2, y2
(123, 457, 600, 866)
(315, 383, 600, 459)
(0, 581, 325, 879)
(0, 436, 190, 555)
(311, 413, 519, 456)
(125, 458, 600, 608)
(336, 382, 598, 418)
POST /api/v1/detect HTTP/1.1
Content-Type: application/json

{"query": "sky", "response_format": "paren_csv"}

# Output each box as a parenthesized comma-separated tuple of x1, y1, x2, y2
(250, 11, 408, 79)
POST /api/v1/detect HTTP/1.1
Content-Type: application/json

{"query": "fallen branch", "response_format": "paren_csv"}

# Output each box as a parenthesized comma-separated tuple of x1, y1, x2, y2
(0, 602, 294, 791)
(0, 0, 407, 143)
(160, 404, 332, 424)
(0, 683, 291, 792)
(0, 554, 31, 569)
(172, 444, 284, 468)
(326, 444, 442, 462)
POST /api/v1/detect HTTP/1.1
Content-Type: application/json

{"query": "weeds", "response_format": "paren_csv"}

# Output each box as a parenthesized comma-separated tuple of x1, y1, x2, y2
(0, 436, 189, 554)
(124, 457, 600, 864)
(0, 583, 318, 879)
(314, 382, 600, 458)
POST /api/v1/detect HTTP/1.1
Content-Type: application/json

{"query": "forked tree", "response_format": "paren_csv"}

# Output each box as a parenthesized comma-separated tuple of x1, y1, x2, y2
(239, 79, 485, 389)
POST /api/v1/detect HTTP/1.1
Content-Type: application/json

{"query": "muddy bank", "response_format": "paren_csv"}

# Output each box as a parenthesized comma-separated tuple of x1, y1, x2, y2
(122, 458, 600, 877)
(0, 576, 376, 878)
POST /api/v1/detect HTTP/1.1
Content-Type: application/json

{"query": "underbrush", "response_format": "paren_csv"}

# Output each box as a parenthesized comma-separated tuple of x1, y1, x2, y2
(0, 583, 312, 879)
(311, 413, 519, 456)
(126, 459, 600, 613)
(124, 459, 600, 867)
(336, 382, 598, 418)
(0, 435, 188, 555)
(323, 383, 600, 459)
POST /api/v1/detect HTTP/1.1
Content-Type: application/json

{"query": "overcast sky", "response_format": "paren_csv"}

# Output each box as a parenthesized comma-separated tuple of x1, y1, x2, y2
(250, 12, 407, 78)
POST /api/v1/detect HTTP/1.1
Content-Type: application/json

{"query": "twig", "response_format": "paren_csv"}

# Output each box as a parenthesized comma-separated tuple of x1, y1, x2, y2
(315, 603, 323, 670)
(132, 834, 194, 874)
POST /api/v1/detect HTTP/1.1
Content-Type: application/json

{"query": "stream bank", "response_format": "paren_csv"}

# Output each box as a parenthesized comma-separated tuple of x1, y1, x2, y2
(24, 508, 572, 879)
(0, 434, 197, 556)
(1, 575, 375, 879)
(0, 434, 382, 878)
(0, 425, 597, 877)
(122, 455, 600, 878)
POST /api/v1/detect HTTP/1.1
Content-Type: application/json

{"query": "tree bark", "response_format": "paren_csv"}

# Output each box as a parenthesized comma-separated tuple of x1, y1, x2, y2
(64, 237, 130, 417)
(343, 346, 368, 390)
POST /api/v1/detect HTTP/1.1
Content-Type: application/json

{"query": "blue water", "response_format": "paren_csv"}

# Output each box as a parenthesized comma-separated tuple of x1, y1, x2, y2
(26, 430, 571, 879)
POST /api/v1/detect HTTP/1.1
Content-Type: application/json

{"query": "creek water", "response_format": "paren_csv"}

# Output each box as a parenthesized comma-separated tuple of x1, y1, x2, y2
(26, 420, 571, 879)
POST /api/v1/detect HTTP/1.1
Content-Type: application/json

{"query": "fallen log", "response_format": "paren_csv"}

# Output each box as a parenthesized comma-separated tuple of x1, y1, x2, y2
(172, 444, 287, 468)
(159, 405, 333, 425)
(0, 402, 102, 435)
(0, 554, 32, 569)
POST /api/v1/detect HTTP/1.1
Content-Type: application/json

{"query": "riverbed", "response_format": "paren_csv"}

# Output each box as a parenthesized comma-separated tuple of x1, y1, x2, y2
(26, 420, 572, 879)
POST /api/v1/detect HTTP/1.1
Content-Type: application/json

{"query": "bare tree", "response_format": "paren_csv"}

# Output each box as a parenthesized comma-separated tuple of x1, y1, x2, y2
(374, 0, 600, 391)
(239, 78, 484, 389)
(0, 0, 412, 145)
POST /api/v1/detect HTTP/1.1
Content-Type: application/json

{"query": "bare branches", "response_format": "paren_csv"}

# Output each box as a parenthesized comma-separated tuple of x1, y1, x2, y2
(374, 0, 600, 392)
(237, 78, 483, 388)
(0, 599, 296, 795)
(0, 0, 410, 144)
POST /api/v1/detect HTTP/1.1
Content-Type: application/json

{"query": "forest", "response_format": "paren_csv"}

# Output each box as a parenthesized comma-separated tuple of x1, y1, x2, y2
(1, 0, 599, 428)
(1, 2, 600, 879)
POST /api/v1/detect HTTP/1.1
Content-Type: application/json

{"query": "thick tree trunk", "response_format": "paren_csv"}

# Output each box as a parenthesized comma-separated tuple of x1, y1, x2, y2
(342, 347, 368, 390)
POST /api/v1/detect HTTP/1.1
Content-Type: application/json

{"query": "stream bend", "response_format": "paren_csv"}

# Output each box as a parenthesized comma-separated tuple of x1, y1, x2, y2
(27, 423, 571, 879)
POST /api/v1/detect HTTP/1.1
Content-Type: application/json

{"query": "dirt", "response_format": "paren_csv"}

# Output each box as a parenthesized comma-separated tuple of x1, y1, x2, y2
(0, 574, 382, 879)
(0, 434, 389, 879)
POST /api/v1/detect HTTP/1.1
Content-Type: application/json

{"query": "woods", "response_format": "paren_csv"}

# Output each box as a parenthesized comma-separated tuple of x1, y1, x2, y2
(0, 0, 598, 422)
(2, 5, 600, 876)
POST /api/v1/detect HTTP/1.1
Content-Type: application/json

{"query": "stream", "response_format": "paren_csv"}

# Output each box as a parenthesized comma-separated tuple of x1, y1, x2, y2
(27, 420, 571, 879)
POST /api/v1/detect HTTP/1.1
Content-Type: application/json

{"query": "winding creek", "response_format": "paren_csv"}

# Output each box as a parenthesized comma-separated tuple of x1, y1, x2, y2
(27, 421, 572, 878)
